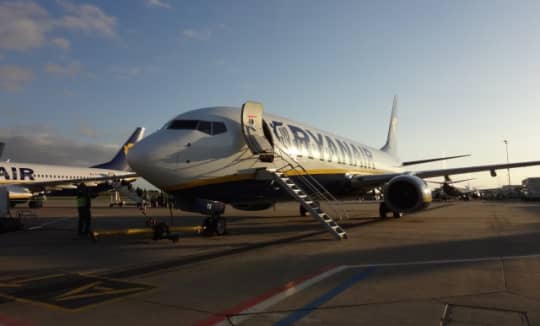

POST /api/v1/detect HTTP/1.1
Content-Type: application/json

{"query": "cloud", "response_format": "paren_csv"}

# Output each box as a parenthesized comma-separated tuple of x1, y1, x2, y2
(182, 28, 211, 41)
(0, 1, 51, 51)
(0, 64, 33, 91)
(144, 0, 172, 9)
(44, 60, 82, 76)
(51, 37, 70, 50)
(0, 125, 117, 167)
(57, 0, 117, 38)
(78, 124, 97, 138)
(0, 0, 117, 52)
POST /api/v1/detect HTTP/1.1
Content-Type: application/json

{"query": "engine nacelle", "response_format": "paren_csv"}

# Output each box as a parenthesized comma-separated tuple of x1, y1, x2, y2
(383, 175, 432, 213)
(174, 197, 226, 215)
(231, 201, 274, 211)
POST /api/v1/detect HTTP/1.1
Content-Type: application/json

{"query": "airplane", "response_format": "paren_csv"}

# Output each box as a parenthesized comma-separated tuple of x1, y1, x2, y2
(429, 177, 480, 200)
(0, 127, 145, 208)
(126, 97, 540, 237)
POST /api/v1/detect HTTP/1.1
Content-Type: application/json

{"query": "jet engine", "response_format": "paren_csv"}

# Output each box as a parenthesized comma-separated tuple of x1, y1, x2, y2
(231, 201, 274, 211)
(383, 175, 432, 213)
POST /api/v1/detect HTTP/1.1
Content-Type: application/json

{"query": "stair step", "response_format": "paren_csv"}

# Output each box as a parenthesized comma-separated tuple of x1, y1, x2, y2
(270, 168, 347, 241)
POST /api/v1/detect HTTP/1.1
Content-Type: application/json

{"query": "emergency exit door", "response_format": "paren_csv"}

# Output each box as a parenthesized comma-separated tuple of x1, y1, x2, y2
(241, 101, 274, 162)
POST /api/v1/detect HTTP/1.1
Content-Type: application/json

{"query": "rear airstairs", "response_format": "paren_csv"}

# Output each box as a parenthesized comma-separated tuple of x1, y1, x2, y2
(109, 185, 142, 207)
(267, 148, 349, 240)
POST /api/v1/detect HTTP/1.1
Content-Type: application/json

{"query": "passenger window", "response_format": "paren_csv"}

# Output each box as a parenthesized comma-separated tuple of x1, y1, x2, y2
(197, 121, 212, 135)
(212, 122, 227, 135)
(167, 120, 199, 130)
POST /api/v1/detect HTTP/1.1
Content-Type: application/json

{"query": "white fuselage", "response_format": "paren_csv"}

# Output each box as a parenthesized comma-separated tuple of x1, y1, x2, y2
(0, 162, 133, 199)
(128, 107, 403, 201)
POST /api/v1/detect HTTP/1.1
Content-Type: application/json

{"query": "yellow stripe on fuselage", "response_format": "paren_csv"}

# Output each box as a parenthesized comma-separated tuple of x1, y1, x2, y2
(0, 180, 39, 186)
(163, 168, 389, 192)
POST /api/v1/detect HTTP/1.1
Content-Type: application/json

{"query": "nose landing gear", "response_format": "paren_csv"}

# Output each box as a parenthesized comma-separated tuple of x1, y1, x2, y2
(202, 214, 227, 236)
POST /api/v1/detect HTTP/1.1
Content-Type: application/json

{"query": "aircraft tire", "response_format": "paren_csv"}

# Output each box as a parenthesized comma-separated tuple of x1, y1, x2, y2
(392, 212, 403, 219)
(300, 205, 307, 217)
(215, 217, 227, 236)
(379, 202, 389, 219)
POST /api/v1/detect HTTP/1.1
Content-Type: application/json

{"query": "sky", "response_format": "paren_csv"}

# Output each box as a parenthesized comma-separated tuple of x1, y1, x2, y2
(1, 0, 540, 189)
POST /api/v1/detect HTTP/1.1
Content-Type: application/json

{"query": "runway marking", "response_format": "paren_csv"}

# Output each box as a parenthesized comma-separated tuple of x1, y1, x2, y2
(195, 265, 347, 326)
(196, 253, 540, 326)
(274, 267, 376, 326)
(26, 217, 73, 230)
(0, 273, 153, 310)
(0, 313, 36, 326)
(347, 253, 540, 269)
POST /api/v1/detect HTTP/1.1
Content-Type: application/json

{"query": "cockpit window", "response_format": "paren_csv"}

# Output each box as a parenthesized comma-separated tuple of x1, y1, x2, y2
(167, 120, 198, 130)
(212, 122, 227, 135)
(166, 119, 227, 135)
(197, 121, 212, 135)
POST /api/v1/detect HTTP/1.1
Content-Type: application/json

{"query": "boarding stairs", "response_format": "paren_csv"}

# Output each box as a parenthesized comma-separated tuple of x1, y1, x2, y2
(267, 148, 349, 240)
(109, 185, 142, 207)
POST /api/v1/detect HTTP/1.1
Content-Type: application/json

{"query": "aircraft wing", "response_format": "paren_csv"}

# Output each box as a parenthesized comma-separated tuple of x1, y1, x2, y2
(350, 160, 540, 187)
(16, 173, 138, 193)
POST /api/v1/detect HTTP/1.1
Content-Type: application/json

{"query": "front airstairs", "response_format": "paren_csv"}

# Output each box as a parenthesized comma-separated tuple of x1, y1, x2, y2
(239, 101, 348, 240)
(267, 148, 349, 240)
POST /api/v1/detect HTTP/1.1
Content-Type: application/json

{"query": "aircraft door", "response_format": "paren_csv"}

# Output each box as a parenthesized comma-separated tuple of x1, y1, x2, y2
(241, 101, 274, 162)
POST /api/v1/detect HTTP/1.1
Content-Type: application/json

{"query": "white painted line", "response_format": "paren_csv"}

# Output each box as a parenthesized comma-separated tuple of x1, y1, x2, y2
(27, 217, 72, 230)
(347, 253, 540, 269)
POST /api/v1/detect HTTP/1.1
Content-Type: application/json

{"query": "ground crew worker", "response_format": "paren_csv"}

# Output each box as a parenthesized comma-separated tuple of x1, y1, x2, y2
(76, 185, 92, 236)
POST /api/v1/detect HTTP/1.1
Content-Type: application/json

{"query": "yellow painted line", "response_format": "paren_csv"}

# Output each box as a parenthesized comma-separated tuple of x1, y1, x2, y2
(164, 173, 256, 191)
(163, 168, 391, 191)
(0, 272, 155, 312)
(57, 287, 147, 302)
(92, 226, 202, 238)
(14, 273, 66, 284)
(55, 281, 100, 302)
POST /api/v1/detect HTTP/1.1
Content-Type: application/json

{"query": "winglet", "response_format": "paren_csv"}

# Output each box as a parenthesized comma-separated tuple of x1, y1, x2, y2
(0, 142, 4, 159)
(380, 95, 398, 158)
(92, 127, 145, 171)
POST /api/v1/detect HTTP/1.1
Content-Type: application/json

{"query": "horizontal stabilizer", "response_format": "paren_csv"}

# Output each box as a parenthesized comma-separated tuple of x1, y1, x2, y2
(401, 154, 470, 166)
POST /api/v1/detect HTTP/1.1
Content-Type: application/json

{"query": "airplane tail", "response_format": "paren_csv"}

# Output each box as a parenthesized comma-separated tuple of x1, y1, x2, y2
(380, 95, 398, 159)
(92, 127, 145, 171)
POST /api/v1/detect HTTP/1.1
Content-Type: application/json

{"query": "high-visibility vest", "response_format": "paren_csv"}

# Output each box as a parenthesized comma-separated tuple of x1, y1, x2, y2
(77, 195, 87, 208)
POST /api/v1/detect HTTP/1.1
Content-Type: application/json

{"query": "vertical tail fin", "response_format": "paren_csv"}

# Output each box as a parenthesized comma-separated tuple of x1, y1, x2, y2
(92, 127, 145, 171)
(380, 95, 398, 158)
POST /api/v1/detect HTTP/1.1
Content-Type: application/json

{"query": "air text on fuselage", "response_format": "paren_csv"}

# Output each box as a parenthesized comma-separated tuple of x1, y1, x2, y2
(0, 166, 35, 181)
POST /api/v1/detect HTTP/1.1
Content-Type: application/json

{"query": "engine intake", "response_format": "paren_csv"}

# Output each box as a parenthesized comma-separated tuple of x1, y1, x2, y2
(383, 175, 432, 213)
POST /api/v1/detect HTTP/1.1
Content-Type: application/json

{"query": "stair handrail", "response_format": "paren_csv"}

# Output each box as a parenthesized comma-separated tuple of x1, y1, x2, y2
(273, 146, 350, 219)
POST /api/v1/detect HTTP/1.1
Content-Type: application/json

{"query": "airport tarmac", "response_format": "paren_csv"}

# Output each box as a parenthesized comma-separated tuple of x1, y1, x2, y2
(1, 200, 540, 325)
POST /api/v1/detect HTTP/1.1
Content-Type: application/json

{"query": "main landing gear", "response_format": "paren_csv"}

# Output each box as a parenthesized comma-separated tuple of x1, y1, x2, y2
(300, 205, 307, 217)
(202, 214, 227, 236)
(379, 202, 403, 219)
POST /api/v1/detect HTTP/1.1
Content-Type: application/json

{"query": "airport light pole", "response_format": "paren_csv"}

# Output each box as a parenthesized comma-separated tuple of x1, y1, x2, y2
(504, 140, 511, 186)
